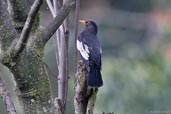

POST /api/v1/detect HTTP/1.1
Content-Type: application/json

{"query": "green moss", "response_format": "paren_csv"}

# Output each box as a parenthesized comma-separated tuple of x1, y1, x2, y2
(0, 28, 14, 50)
(15, 0, 27, 21)
(1, 53, 13, 65)
(9, 48, 51, 113)
(31, 13, 40, 33)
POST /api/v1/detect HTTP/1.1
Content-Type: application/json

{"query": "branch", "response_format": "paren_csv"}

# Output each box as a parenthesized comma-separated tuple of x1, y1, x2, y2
(45, 0, 71, 112)
(0, 73, 17, 114)
(54, 98, 63, 114)
(7, 0, 29, 29)
(86, 88, 98, 114)
(74, 61, 98, 114)
(74, 0, 80, 73)
(41, 0, 77, 45)
(10, 0, 43, 56)
(74, 61, 88, 114)
(0, 1, 18, 53)
(45, 0, 55, 17)
(62, 0, 70, 111)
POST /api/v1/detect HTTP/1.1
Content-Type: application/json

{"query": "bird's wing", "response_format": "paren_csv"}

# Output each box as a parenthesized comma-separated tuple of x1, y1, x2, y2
(77, 39, 90, 60)
(77, 34, 102, 68)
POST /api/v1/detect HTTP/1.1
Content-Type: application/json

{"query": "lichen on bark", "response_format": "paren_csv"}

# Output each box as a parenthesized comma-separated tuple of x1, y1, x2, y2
(0, 0, 77, 113)
(9, 42, 52, 114)
(0, 1, 52, 113)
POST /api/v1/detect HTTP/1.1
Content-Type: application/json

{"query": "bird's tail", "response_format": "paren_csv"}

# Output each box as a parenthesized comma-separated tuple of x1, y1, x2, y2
(88, 64, 103, 87)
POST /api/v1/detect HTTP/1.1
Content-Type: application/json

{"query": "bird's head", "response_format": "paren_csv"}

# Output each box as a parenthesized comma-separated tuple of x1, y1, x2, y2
(79, 20, 98, 35)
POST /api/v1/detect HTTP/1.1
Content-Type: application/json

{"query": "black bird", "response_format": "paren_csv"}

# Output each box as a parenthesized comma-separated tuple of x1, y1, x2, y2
(77, 20, 103, 87)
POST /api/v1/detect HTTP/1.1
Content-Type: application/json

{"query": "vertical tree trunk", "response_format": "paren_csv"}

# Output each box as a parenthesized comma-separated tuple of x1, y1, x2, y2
(74, 61, 88, 114)
(8, 36, 52, 114)
(1, 1, 52, 113)
(0, 0, 77, 113)
(74, 61, 98, 114)
(0, 73, 17, 114)
(74, 0, 80, 72)
(53, 0, 69, 113)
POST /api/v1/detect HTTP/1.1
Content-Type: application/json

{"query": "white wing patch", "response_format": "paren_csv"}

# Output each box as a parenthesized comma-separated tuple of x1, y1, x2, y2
(77, 40, 90, 60)
(84, 44, 90, 53)
(100, 46, 102, 54)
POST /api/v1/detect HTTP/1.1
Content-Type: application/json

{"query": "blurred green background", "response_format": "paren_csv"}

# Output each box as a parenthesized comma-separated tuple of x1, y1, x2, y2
(1, 0, 171, 114)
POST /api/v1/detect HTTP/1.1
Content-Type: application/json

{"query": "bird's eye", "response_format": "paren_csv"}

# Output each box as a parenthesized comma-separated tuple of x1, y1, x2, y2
(86, 21, 91, 25)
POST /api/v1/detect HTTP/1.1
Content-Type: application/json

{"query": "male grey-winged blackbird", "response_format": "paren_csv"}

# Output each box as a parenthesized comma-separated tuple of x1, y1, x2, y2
(77, 20, 103, 87)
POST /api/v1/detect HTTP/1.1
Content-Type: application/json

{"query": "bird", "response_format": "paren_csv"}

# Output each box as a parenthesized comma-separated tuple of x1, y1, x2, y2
(77, 20, 103, 87)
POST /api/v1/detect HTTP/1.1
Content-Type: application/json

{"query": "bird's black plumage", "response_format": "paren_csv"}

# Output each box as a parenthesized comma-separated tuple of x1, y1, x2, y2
(77, 20, 103, 87)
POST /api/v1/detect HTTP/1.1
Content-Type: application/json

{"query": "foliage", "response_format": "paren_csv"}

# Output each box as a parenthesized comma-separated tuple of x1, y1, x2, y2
(95, 44, 171, 114)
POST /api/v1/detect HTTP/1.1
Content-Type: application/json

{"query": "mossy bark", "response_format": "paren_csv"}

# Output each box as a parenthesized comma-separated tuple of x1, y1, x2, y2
(0, 0, 77, 113)
(0, 1, 52, 113)
(7, 35, 52, 114)
(74, 61, 98, 114)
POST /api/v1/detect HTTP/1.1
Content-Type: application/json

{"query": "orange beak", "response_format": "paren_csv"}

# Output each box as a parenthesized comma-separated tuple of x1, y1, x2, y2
(79, 20, 86, 25)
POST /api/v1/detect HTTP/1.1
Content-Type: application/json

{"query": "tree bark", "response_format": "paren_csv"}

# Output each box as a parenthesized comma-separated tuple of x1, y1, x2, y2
(0, 1, 51, 113)
(86, 89, 97, 114)
(9, 38, 52, 114)
(74, 0, 80, 72)
(74, 61, 88, 114)
(7, 0, 30, 31)
(0, 72, 17, 114)
(0, 0, 77, 113)
(51, 0, 69, 113)
(74, 61, 98, 114)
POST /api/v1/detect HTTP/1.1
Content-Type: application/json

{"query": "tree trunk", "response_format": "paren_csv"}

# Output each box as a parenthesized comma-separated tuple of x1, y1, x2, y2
(0, 73, 17, 114)
(74, 61, 98, 114)
(0, 0, 77, 113)
(8, 37, 52, 114)
(0, 1, 52, 113)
